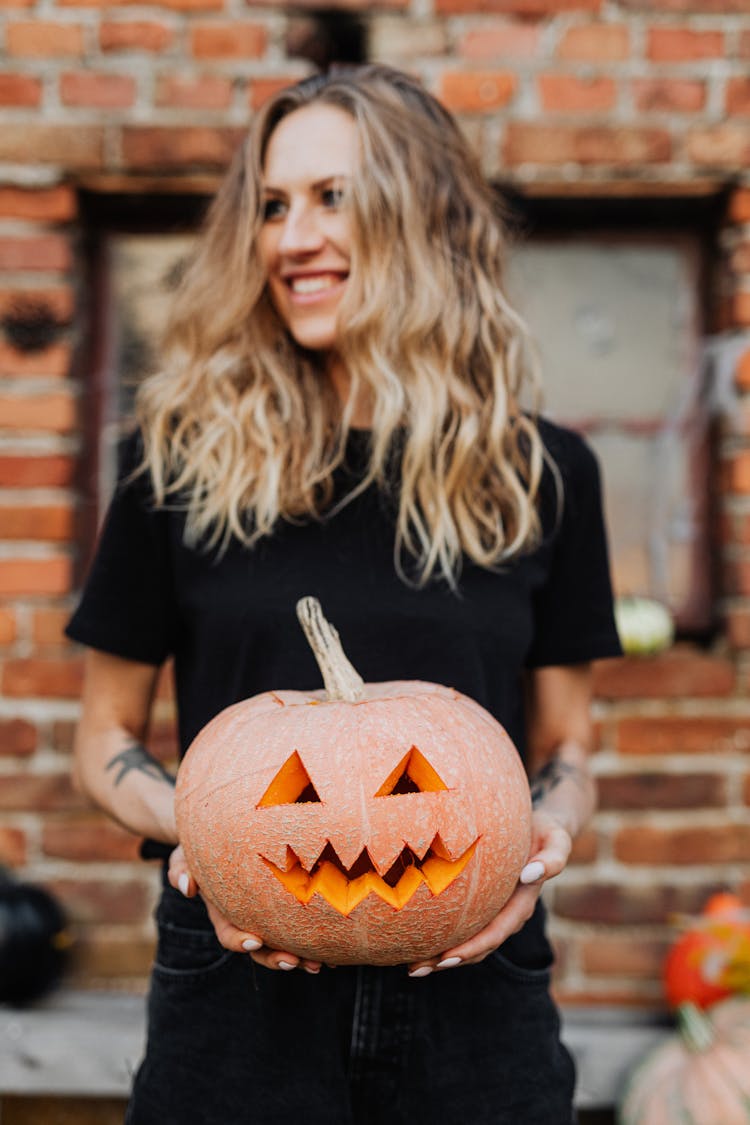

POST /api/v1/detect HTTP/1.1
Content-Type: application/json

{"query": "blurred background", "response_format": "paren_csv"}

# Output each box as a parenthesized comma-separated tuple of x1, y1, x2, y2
(0, 0, 749, 1120)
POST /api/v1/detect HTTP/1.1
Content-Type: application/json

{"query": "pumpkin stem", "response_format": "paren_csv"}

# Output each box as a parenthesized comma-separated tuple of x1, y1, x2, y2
(296, 597, 365, 703)
(676, 1002, 716, 1053)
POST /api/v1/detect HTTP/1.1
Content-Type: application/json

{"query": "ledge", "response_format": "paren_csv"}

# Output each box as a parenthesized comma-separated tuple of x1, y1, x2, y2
(0, 991, 672, 1109)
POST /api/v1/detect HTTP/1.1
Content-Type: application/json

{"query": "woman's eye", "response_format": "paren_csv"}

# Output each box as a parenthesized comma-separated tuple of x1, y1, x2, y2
(262, 198, 286, 221)
(322, 186, 346, 209)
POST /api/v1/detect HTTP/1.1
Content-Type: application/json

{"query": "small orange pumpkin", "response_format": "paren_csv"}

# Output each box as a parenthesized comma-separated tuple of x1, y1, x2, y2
(618, 998, 750, 1125)
(664, 893, 750, 1010)
(175, 597, 532, 965)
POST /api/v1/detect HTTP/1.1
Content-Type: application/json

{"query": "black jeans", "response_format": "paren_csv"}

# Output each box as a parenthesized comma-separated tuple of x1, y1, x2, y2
(125, 881, 576, 1124)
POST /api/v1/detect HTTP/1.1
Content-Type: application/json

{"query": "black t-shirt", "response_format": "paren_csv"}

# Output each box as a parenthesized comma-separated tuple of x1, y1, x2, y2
(67, 419, 621, 760)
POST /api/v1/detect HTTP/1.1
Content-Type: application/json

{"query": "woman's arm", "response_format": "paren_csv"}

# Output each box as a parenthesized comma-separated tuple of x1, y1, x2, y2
(72, 649, 177, 844)
(407, 662, 595, 976)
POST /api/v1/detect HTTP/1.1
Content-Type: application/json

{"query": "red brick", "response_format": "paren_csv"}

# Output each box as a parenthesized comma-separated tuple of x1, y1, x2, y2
(633, 78, 706, 114)
(537, 74, 616, 113)
(58, 0, 222, 8)
(436, 0, 600, 13)
(503, 123, 671, 166)
(51, 720, 76, 755)
(0, 454, 75, 487)
(122, 126, 243, 169)
(0, 773, 87, 811)
(727, 607, 750, 649)
(0, 827, 27, 867)
(0, 505, 74, 541)
(0, 235, 72, 272)
(0, 186, 76, 222)
(438, 71, 516, 112)
(0, 0, 35, 7)
(2, 656, 83, 696)
(0, 558, 72, 597)
(46, 878, 151, 925)
(42, 815, 141, 861)
(615, 824, 750, 865)
(0, 125, 103, 168)
(617, 716, 750, 755)
(0, 342, 71, 378)
(0, 608, 16, 644)
(741, 30, 750, 59)
(33, 607, 74, 645)
(647, 27, 724, 62)
(100, 20, 175, 52)
(0, 393, 76, 432)
(60, 71, 137, 109)
(553, 881, 721, 924)
(597, 772, 726, 809)
(580, 935, 670, 979)
(459, 23, 541, 59)
(687, 125, 750, 167)
(248, 76, 300, 109)
(0, 286, 74, 322)
(728, 78, 750, 117)
(71, 934, 156, 980)
(724, 557, 750, 598)
(156, 73, 233, 109)
(6, 21, 86, 57)
(0, 718, 37, 755)
(743, 774, 750, 804)
(733, 291, 750, 327)
(593, 648, 735, 699)
(0, 73, 42, 107)
(556, 22, 629, 60)
(190, 23, 267, 58)
(569, 828, 597, 864)
(724, 450, 750, 493)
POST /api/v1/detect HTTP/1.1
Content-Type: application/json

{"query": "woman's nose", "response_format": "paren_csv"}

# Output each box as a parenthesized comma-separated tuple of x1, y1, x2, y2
(278, 205, 324, 256)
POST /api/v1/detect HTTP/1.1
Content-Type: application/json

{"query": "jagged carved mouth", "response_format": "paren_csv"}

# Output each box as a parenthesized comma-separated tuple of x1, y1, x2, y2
(261, 835, 477, 917)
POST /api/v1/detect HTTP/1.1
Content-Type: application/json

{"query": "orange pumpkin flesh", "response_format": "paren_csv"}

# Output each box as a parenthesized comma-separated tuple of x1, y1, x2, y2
(175, 598, 532, 965)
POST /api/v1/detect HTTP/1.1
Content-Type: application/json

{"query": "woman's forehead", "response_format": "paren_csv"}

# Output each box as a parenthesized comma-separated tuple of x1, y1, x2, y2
(262, 103, 359, 189)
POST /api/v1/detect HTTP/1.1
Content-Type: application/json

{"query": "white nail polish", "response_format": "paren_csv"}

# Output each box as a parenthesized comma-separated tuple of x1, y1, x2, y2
(278, 960, 296, 970)
(178, 873, 190, 897)
(520, 860, 545, 884)
(241, 937, 262, 952)
(436, 956, 462, 969)
(408, 966, 433, 978)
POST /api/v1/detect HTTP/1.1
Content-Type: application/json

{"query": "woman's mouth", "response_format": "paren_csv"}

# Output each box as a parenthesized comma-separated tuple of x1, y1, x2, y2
(285, 272, 348, 301)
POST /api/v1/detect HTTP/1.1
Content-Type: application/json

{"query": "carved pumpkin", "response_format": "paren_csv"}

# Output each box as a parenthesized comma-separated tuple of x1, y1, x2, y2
(175, 597, 532, 965)
(618, 999, 750, 1125)
(664, 893, 750, 1010)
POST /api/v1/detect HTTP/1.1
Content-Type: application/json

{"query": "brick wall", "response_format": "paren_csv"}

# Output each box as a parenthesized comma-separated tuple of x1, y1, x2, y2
(1, 0, 749, 1005)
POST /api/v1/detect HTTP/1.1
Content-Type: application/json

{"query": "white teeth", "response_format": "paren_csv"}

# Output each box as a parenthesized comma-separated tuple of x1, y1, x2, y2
(289, 275, 340, 294)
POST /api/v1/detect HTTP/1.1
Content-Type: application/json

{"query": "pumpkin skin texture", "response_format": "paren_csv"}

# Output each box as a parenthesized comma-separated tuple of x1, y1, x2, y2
(175, 598, 532, 965)
(618, 999, 750, 1125)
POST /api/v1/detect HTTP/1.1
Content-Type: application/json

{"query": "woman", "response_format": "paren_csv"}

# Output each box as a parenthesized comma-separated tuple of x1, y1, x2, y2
(67, 64, 622, 1124)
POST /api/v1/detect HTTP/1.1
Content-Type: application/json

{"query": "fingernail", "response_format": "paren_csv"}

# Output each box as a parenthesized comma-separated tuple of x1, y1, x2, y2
(242, 937, 262, 952)
(178, 873, 190, 897)
(408, 966, 433, 978)
(520, 861, 545, 884)
(436, 956, 462, 970)
(304, 966, 321, 975)
(278, 960, 296, 971)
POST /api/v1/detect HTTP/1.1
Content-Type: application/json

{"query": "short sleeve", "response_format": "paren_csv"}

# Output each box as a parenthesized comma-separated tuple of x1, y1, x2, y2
(525, 428, 622, 668)
(65, 431, 176, 666)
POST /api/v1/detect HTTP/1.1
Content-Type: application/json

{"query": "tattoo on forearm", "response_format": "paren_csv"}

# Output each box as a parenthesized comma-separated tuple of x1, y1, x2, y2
(106, 741, 175, 788)
(530, 756, 586, 807)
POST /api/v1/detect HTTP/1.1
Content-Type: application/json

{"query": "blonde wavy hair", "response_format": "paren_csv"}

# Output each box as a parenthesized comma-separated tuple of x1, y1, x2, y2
(136, 64, 549, 587)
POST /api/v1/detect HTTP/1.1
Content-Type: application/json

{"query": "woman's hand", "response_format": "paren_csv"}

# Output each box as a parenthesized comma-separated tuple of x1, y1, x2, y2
(167, 845, 323, 975)
(406, 807, 571, 977)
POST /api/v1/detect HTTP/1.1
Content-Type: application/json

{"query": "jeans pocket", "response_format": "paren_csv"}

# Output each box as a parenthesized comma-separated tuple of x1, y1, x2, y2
(153, 919, 235, 979)
(484, 946, 552, 986)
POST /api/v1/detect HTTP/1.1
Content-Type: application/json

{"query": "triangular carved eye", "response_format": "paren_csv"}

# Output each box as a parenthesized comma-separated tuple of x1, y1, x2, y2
(375, 746, 448, 797)
(257, 751, 321, 807)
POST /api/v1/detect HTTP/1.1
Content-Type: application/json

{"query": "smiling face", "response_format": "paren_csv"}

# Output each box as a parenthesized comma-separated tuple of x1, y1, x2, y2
(258, 103, 357, 354)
